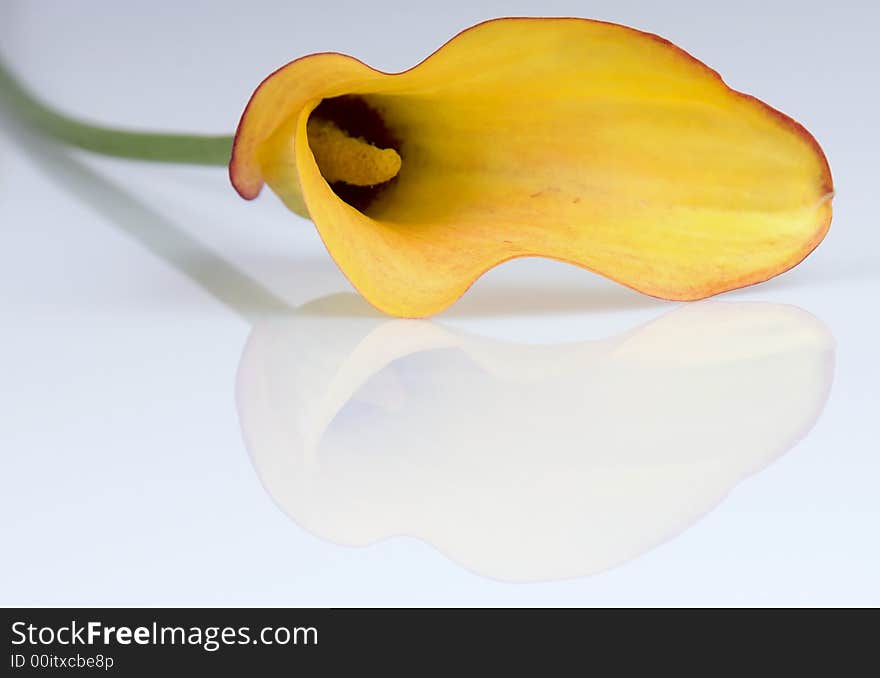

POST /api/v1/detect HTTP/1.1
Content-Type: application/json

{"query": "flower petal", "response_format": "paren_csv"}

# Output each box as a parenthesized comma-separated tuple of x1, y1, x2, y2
(231, 18, 832, 317)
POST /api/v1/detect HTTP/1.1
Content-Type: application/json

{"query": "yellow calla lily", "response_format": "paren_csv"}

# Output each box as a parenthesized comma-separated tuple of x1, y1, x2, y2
(230, 17, 832, 317)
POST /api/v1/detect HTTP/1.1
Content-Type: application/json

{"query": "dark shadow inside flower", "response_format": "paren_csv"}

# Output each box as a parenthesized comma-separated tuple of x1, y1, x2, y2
(307, 95, 402, 214)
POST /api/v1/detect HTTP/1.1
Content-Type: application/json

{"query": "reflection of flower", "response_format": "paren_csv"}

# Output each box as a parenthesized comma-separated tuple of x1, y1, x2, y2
(230, 17, 832, 318)
(237, 295, 835, 581)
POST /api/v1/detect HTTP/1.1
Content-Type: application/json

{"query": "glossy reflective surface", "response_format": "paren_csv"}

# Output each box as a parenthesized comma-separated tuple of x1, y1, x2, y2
(240, 296, 834, 581)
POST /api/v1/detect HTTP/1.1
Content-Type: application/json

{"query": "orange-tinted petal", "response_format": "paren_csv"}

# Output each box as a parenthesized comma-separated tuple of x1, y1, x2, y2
(230, 18, 832, 317)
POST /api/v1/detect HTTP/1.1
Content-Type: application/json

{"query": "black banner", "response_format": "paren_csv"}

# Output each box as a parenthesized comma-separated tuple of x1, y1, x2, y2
(2, 607, 863, 673)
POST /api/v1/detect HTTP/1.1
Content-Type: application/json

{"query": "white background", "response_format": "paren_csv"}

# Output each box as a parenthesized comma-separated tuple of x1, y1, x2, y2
(1, 1, 877, 605)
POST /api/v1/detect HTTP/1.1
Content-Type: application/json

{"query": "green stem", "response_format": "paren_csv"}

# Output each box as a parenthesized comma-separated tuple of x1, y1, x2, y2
(0, 58, 233, 165)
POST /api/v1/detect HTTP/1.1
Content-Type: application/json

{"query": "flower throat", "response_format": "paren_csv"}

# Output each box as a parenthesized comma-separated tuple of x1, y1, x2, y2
(307, 96, 401, 212)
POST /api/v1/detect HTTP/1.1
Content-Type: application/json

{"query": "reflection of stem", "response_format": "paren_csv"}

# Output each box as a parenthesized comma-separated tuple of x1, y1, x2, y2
(0, 57, 232, 165)
(0, 103, 289, 325)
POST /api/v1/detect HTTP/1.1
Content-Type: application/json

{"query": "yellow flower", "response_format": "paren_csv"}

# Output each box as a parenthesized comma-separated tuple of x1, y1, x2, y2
(230, 17, 832, 318)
